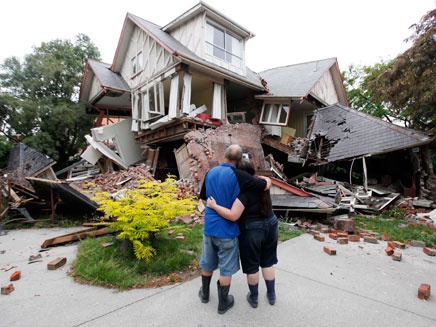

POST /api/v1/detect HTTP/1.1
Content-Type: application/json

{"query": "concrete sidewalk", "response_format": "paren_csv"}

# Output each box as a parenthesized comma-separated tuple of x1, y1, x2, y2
(1, 228, 435, 326)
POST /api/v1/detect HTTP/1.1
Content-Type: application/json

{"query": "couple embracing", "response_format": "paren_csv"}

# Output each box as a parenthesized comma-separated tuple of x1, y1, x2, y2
(198, 144, 279, 314)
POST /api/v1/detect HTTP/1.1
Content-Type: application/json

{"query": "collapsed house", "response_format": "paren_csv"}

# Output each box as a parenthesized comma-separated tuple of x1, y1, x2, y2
(2, 2, 434, 224)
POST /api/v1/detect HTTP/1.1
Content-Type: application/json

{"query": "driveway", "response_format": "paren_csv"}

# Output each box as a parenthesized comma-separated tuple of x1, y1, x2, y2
(1, 228, 435, 326)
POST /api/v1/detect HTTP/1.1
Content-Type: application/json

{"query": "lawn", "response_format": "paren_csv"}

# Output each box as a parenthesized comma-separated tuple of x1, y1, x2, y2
(71, 221, 303, 290)
(354, 216, 436, 247)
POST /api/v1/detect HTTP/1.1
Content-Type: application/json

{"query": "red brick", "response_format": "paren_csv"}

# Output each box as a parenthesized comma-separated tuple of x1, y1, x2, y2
(423, 247, 436, 256)
(337, 232, 348, 238)
(381, 235, 390, 241)
(387, 241, 396, 249)
(176, 236, 187, 241)
(1, 284, 14, 295)
(392, 241, 405, 249)
(314, 235, 325, 242)
(359, 232, 371, 237)
(323, 246, 336, 255)
(337, 237, 348, 245)
(418, 284, 431, 300)
(392, 252, 402, 261)
(168, 230, 175, 235)
(348, 235, 360, 242)
(364, 237, 379, 244)
(329, 233, 338, 240)
(385, 247, 394, 256)
(334, 218, 355, 233)
(47, 257, 67, 270)
(321, 227, 329, 234)
(310, 230, 320, 236)
(9, 271, 21, 281)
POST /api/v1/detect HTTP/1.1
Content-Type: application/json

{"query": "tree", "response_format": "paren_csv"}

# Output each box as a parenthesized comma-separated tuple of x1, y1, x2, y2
(0, 34, 101, 168)
(366, 9, 436, 133)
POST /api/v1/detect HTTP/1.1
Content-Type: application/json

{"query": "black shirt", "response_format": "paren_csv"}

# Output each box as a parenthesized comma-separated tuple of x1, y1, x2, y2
(238, 190, 273, 222)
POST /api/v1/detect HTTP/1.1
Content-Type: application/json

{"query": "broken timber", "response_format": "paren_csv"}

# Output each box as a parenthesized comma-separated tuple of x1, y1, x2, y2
(41, 227, 114, 248)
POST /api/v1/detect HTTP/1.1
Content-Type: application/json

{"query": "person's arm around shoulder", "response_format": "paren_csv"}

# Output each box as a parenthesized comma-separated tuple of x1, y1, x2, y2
(206, 196, 245, 222)
(235, 169, 271, 192)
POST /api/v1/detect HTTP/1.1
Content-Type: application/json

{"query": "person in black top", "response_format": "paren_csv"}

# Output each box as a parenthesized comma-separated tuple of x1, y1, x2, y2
(207, 159, 278, 308)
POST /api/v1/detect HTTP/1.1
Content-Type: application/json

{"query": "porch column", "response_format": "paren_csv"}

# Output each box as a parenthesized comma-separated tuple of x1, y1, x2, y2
(182, 73, 192, 115)
(168, 74, 179, 119)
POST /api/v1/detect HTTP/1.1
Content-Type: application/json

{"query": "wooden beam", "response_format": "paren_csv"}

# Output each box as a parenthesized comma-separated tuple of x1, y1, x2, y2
(41, 227, 113, 248)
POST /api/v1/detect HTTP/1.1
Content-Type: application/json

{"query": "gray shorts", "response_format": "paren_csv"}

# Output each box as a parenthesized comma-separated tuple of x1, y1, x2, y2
(199, 235, 240, 276)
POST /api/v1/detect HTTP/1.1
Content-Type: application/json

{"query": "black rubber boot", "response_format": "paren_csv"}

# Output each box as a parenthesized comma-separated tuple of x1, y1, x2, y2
(246, 283, 258, 308)
(265, 279, 276, 305)
(217, 281, 234, 314)
(198, 275, 212, 303)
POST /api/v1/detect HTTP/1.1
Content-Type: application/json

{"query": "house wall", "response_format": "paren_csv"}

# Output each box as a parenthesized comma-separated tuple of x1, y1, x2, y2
(169, 13, 205, 58)
(89, 76, 102, 102)
(120, 26, 175, 90)
(286, 102, 315, 137)
(311, 68, 339, 105)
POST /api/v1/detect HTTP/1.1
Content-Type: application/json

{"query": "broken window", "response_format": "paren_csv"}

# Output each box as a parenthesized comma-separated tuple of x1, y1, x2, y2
(260, 103, 290, 126)
(137, 51, 143, 71)
(206, 22, 242, 68)
(227, 112, 246, 124)
(141, 82, 165, 121)
(131, 56, 137, 75)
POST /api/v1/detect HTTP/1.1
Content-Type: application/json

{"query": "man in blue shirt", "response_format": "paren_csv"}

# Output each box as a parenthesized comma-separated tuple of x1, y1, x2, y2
(198, 144, 271, 314)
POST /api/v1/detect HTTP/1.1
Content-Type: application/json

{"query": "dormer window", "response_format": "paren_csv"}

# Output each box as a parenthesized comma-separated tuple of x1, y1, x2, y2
(206, 21, 242, 68)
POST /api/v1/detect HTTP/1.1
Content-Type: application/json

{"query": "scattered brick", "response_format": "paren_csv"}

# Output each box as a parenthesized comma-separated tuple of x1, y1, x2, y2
(337, 238, 348, 245)
(47, 257, 67, 270)
(387, 241, 395, 248)
(314, 234, 325, 242)
(410, 240, 425, 247)
(100, 242, 114, 248)
(385, 247, 394, 256)
(168, 230, 175, 235)
(329, 233, 338, 240)
(310, 230, 320, 236)
(323, 247, 336, 255)
(364, 237, 379, 244)
(175, 236, 187, 241)
(9, 271, 21, 281)
(333, 218, 355, 233)
(418, 284, 431, 300)
(423, 247, 436, 256)
(321, 227, 329, 234)
(381, 235, 390, 241)
(359, 232, 371, 238)
(392, 252, 402, 261)
(349, 235, 360, 242)
(1, 284, 14, 295)
(337, 232, 348, 238)
(392, 241, 405, 249)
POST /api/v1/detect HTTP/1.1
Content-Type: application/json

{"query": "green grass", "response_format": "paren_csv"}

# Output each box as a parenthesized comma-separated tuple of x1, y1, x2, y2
(354, 216, 436, 247)
(278, 223, 303, 242)
(71, 224, 204, 290)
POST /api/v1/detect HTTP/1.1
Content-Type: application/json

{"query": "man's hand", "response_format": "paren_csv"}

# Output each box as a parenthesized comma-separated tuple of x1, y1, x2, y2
(207, 196, 218, 209)
(258, 176, 272, 191)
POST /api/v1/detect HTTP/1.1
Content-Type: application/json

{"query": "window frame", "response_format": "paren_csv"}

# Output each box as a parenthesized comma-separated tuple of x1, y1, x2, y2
(205, 20, 243, 68)
(259, 102, 291, 126)
(131, 56, 137, 75)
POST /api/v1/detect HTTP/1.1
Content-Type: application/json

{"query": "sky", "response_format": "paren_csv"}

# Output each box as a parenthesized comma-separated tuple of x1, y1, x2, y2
(0, 0, 435, 73)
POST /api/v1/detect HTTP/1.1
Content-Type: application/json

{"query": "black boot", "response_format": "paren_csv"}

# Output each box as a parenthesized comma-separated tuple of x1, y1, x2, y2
(217, 280, 234, 314)
(199, 275, 212, 303)
(247, 283, 258, 308)
(265, 279, 276, 305)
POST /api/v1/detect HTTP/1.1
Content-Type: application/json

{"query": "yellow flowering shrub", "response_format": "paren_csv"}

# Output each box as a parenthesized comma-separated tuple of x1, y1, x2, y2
(92, 176, 198, 262)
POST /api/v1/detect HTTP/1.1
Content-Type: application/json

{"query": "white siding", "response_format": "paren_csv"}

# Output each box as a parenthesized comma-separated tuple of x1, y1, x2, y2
(169, 13, 205, 58)
(311, 69, 339, 105)
(120, 26, 175, 89)
(88, 76, 102, 102)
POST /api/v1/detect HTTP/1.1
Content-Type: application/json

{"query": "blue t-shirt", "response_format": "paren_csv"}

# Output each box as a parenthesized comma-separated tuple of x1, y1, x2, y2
(200, 163, 267, 238)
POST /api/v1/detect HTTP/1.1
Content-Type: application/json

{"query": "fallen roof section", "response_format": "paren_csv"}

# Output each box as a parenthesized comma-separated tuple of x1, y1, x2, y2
(307, 104, 434, 163)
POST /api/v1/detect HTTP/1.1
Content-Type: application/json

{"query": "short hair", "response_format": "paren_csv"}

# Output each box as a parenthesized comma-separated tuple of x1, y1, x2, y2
(237, 159, 255, 176)
(225, 144, 242, 162)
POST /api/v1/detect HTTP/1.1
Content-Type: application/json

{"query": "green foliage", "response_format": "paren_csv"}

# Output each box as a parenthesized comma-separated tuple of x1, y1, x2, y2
(0, 34, 100, 168)
(72, 225, 203, 290)
(355, 216, 436, 247)
(278, 225, 303, 242)
(385, 206, 407, 220)
(0, 135, 11, 168)
(93, 177, 198, 262)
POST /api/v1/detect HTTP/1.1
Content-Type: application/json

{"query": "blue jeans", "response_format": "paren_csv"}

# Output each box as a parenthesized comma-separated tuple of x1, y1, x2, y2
(199, 235, 240, 276)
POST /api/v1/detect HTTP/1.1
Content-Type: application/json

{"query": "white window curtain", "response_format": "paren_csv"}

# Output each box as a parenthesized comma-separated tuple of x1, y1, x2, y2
(212, 83, 223, 119)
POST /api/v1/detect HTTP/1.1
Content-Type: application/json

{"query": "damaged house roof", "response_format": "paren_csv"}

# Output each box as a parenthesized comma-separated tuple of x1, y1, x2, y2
(308, 104, 434, 163)
(87, 60, 130, 92)
(7, 143, 55, 177)
(257, 58, 348, 105)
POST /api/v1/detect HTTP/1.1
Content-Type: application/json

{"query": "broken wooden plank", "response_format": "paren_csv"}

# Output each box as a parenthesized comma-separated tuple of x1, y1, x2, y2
(41, 227, 96, 247)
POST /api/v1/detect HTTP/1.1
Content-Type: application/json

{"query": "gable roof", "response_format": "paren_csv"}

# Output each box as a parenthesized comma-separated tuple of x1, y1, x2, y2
(308, 103, 433, 163)
(258, 58, 339, 98)
(88, 60, 130, 92)
(162, 1, 254, 39)
(111, 13, 264, 90)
